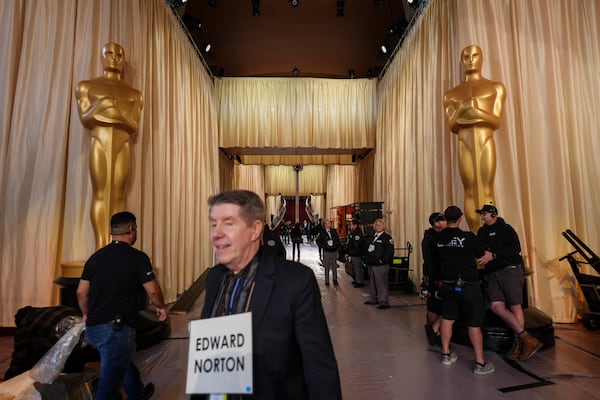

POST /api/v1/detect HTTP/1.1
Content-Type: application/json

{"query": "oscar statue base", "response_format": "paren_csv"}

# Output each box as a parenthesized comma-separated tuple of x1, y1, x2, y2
(54, 261, 85, 310)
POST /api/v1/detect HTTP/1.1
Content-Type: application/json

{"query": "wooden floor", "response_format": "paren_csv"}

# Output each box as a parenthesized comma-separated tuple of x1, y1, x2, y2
(2, 240, 600, 399)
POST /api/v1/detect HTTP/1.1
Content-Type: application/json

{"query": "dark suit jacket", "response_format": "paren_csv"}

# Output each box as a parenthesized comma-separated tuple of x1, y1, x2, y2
(197, 252, 342, 400)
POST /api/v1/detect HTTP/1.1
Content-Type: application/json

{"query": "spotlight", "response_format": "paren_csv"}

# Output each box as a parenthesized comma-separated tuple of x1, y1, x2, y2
(348, 69, 355, 79)
(252, 0, 260, 16)
(366, 69, 373, 78)
(289, 0, 299, 7)
(407, 0, 421, 9)
(381, 45, 388, 54)
(336, 0, 345, 17)
(292, 67, 300, 77)
(202, 43, 212, 54)
(208, 0, 217, 7)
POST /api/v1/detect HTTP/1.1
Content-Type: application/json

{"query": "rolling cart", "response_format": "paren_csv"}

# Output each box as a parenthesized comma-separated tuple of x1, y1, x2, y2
(389, 242, 414, 293)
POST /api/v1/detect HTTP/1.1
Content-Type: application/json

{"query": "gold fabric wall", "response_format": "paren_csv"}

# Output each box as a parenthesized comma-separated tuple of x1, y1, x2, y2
(0, 0, 220, 326)
(374, 0, 600, 322)
(216, 77, 376, 156)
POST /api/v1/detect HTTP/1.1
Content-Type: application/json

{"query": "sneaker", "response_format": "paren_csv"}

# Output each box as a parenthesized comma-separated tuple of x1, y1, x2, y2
(473, 361, 495, 375)
(519, 332, 543, 360)
(505, 337, 522, 360)
(441, 352, 457, 366)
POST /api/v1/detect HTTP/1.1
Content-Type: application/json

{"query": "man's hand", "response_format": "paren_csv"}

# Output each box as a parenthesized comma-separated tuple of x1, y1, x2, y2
(156, 306, 168, 322)
(477, 250, 495, 265)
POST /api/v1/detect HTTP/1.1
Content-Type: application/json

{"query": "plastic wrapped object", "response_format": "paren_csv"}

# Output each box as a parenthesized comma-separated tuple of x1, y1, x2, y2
(29, 322, 86, 384)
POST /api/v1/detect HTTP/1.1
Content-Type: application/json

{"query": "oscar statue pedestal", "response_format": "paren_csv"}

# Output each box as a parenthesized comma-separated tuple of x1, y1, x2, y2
(54, 261, 85, 310)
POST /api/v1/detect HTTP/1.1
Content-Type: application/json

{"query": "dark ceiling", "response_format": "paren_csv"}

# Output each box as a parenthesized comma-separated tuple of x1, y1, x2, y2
(170, 0, 422, 79)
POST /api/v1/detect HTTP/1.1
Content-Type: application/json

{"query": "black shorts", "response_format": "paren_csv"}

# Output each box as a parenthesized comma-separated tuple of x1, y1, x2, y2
(441, 282, 485, 327)
(487, 266, 524, 305)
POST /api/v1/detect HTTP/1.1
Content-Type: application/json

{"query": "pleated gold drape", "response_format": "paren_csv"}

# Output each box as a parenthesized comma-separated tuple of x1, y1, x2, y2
(0, 0, 219, 326)
(374, 0, 600, 322)
(216, 77, 376, 153)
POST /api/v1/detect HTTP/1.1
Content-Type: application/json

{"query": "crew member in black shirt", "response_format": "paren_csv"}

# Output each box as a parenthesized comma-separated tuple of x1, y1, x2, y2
(476, 204, 542, 360)
(432, 206, 494, 375)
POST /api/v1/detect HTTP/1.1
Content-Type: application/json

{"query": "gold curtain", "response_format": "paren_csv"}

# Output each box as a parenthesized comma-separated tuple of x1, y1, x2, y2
(0, 0, 220, 326)
(374, 0, 600, 322)
(324, 166, 359, 221)
(263, 165, 327, 195)
(216, 77, 376, 153)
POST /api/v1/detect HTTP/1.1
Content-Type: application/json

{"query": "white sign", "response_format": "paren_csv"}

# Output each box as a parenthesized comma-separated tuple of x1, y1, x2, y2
(186, 312, 253, 395)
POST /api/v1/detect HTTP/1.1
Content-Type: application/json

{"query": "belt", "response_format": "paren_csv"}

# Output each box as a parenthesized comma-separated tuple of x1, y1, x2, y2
(442, 279, 478, 285)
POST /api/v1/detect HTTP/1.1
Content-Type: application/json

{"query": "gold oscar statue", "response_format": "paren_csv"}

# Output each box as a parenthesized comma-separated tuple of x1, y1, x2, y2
(444, 45, 506, 232)
(76, 42, 143, 249)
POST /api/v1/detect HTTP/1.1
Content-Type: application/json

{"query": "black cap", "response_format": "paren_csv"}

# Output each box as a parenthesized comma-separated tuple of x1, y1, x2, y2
(476, 204, 498, 215)
(444, 205, 463, 222)
(428, 212, 444, 226)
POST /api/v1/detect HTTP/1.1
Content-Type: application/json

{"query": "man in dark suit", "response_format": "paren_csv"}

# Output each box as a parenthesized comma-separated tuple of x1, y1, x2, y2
(194, 190, 341, 400)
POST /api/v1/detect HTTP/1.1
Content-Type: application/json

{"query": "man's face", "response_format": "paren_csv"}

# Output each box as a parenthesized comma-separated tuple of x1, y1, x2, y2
(102, 43, 125, 73)
(479, 211, 495, 226)
(325, 221, 332, 230)
(433, 219, 447, 232)
(461, 45, 483, 74)
(374, 220, 385, 233)
(210, 203, 262, 273)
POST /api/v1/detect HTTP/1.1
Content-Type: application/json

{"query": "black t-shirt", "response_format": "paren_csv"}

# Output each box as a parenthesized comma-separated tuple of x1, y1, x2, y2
(81, 241, 155, 327)
(432, 227, 485, 282)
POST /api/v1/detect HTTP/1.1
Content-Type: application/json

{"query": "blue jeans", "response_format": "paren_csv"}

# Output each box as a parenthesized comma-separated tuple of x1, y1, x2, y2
(86, 323, 142, 400)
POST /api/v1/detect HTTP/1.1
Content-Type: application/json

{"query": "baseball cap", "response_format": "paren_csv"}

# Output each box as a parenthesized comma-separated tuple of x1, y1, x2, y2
(444, 205, 463, 222)
(476, 204, 498, 215)
(428, 212, 444, 226)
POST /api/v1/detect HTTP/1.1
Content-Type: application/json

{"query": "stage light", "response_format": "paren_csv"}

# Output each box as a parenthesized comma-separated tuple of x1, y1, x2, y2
(407, 0, 421, 9)
(252, 0, 260, 16)
(381, 45, 388, 54)
(292, 67, 300, 76)
(336, 0, 345, 17)
(348, 69, 355, 79)
(208, 0, 217, 7)
(366, 69, 373, 78)
(202, 43, 212, 54)
(289, 0, 299, 7)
